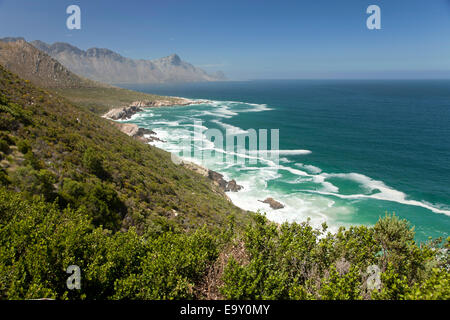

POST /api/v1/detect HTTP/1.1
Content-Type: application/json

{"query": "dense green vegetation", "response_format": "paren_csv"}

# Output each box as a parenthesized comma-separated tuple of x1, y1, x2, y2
(0, 65, 246, 235)
(0, 64, 449, 300)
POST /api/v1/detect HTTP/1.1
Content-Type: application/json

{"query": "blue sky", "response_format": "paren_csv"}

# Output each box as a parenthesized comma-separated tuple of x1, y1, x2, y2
(1, 0, 450, 79)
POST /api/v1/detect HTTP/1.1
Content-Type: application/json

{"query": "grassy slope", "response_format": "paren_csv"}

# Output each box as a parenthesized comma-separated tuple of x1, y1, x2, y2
(0, 64, 248, 234)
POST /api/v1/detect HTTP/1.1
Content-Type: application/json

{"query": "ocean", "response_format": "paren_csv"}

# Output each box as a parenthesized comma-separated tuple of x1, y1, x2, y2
(119, 80, 450, 243)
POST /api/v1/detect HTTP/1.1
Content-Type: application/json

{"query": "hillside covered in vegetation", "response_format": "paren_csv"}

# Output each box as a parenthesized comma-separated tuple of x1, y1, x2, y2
(0, 64, 449, 300)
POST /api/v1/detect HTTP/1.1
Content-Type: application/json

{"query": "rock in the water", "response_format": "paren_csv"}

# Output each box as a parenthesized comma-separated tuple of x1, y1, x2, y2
(225, 179, 243, 192)
(259, 197, 285, 210)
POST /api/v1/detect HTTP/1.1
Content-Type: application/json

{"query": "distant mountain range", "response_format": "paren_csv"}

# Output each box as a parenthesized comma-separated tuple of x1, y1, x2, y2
(29, 40, 226, 84)
(0, 37, 186, 113)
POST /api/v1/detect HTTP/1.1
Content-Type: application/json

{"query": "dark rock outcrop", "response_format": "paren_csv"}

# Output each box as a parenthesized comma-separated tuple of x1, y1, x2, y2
(103, 105, 143, 120)
(259, 197, 285, 210)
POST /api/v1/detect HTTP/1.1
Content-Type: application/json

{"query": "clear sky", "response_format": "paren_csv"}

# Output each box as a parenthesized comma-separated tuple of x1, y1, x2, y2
(1, 0, 450, 79)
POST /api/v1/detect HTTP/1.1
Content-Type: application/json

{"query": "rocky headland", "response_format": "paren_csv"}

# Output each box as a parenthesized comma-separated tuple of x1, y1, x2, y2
(103, 98, 209, 121)
(30, 40, 227, 85)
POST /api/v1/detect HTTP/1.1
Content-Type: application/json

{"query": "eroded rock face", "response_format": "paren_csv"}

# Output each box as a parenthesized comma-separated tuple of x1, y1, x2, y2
(104, 99, 208, 121)
(30, 40, 227, 85)
(225, 179, 243, 192)
(260, 197, 285, 210)
(208, 170, 228, 190)
(112, 122, 163, 143)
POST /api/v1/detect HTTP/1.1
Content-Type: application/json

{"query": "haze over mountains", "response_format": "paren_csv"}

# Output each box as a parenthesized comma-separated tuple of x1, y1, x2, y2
(30, 40, 226, 85)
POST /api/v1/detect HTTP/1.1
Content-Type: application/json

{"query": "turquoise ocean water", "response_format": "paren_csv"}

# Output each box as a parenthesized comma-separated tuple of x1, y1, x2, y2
(120, 80, 450, 243)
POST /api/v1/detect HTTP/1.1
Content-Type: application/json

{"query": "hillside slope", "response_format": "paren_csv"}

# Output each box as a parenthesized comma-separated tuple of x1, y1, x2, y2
(31, 40, 226, 84)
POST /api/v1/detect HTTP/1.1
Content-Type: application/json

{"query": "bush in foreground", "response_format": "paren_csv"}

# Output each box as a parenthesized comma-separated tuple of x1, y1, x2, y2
(1, 187, 448, 300)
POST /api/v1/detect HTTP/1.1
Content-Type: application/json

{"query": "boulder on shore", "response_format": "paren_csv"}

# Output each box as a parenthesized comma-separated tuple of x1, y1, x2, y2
(259, 197, 285, 210)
